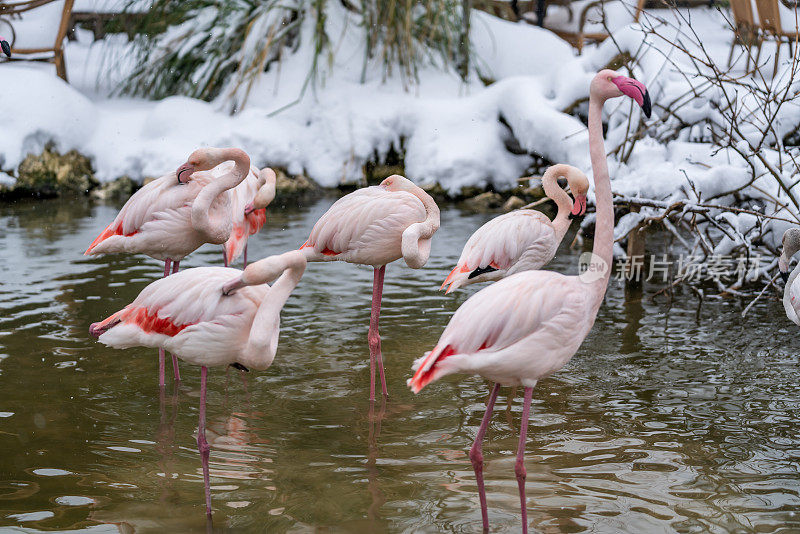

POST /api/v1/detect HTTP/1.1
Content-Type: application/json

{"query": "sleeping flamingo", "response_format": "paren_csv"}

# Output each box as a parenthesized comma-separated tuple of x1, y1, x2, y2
(408, 70, 652, 533)
(1, 37, 10, 58)
(85, 147, 251, 387)
(441, 164, 589, 293)
(778, 228, 800, 324)
(224, 167, 277, 268)
(89, 249, 307, 517)
(301, 174, 440, 400)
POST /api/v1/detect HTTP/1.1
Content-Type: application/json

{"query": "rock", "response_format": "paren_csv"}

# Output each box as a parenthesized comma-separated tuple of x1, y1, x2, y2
(367, 164, 405, 184)
(15, 145, 97, 197)
(502, 195, 526, 211)
(91, 176, 137, 200)
(275, 169, 317, 195)
(463, 192, 503, 212)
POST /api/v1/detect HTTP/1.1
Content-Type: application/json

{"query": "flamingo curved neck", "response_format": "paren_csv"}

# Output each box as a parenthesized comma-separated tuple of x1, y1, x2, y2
(543, 164, 575, 238)
(401, 186, 440, 269)
(587, 96, 614, 301)
(192, 150, 250, 244)
(240, 253, 306, 369)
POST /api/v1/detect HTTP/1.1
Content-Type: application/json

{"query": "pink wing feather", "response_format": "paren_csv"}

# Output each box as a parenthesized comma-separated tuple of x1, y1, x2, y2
(442, 210, 557, 292)
(410, 270, 588, 392)
(96, 267, 267, 366)
(302, 186, 426, 265)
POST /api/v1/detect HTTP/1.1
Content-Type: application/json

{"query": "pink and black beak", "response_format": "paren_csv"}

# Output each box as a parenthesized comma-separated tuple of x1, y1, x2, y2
(243, 202, 255, 216)
(175, 162, 195, 184)
(569, 194, 587, 219)
(1, 38, 11, 58)
(612, 75, 652, 118)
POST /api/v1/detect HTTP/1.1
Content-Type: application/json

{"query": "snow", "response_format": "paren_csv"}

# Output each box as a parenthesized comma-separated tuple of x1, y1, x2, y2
(1, 2, 798, 256)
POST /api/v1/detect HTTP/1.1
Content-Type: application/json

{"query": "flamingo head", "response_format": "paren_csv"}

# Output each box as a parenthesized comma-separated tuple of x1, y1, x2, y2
(176, 149, 217, 184)
(592, 69, 652, 118)
(0, 37, 10, 58)
(567, 168, 590, 218)
(380, 174, 415, 192)
(222, 276, 244, 295)
(779, 228, 800, 281)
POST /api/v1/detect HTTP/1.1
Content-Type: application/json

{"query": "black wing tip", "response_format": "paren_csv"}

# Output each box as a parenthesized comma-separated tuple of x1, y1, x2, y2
(641, 90, 652, 118)
(468, 265, 499, 280)
(1, 40, 10, 58)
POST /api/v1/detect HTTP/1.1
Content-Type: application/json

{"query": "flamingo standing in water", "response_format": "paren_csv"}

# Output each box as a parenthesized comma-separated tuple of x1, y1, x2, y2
(441, 164, 589, 293)
(223, 167, 277, 268)
(89, 250, 307, 517)
(85, 147, 251, 386)
(408, 70, 652, 532)
(778, 228, 800, 323)
(301, 175, 440, 400)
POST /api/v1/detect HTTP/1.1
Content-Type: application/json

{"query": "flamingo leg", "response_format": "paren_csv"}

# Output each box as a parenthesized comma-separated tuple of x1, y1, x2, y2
(243, 244, 248, 268)
(368, 266, 388, 401)
(223, 250, 228, 268)
(158, 259, 172, 388)
(197, 366, 212, 517)
(516, 387, 534, 534)
(170, 261, 181, 382)
(469, 383, 500, 532)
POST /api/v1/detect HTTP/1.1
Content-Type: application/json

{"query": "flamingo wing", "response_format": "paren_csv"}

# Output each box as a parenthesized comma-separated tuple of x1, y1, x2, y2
(442, 210, 557, 292)
(85, 172, 207, 255)
(95, 267, 267, 362)
(303, 187, 425, 259)
(410, 270, 589, 392)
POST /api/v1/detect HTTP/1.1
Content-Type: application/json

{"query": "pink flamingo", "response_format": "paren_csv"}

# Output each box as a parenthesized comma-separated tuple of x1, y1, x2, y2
(1, 37, 10, 58)
(301, 174, 440, 400)
(89, 249, 307, 517)
(408, 70, 651, 533)
(85, 147, 251, 387)
(441, 164, 589, 293)
(223, 167, 277, 268)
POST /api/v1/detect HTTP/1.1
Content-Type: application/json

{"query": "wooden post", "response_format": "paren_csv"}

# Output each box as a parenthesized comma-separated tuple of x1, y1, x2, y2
(625, 205, 645, 286)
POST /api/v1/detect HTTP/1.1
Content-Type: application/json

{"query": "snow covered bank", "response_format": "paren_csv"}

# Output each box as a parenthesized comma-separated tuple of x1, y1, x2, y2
(4, 3, 800, 284)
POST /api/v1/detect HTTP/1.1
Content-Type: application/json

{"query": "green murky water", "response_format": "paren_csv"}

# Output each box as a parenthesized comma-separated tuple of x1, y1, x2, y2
(0, 196, 798, 533)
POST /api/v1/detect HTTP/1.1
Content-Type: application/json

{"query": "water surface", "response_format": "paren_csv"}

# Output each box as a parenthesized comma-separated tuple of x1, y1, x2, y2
(0, 196, 798, 533)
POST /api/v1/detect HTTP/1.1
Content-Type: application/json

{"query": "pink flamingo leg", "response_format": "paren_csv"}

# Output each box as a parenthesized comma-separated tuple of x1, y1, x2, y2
(469, 383, 501, 532)
(368, 266, 388, 401)
(223, 250, 228, 268)
(158, 259, 173, 388)
(243, 243, 248, 268)
(197, 366, 212, 517)
(170, 261, 181, 382)
(516, 387, 534, 534)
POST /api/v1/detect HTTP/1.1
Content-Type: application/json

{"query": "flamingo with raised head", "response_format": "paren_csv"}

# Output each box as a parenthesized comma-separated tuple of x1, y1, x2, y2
(85, 147, 251, 386)
(301, 174, 440, 400)
(89, 249, 307, 517)
(441, 164, 589, 293)
(224, 167, 277, 268)
(1, 37, 10, 58)
(408, 70, 652, 533)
